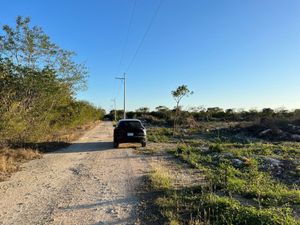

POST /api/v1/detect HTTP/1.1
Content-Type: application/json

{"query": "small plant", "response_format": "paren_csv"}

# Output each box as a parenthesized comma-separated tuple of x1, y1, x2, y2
(147, 127, 173, 143)
(149, 167, 172, 190)
(209, 143, 224, 153)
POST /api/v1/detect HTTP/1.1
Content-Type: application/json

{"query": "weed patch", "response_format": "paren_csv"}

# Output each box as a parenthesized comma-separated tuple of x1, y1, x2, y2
(149, 167, 172, 190)
(0, 148, 40, 181)
(148, 127, 173, 143)
(162, 141, 300, 224)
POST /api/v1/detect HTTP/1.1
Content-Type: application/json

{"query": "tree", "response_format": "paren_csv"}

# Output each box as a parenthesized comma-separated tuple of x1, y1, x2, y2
(294, 109, 300, 121)
(0, 16, 87, 92)
(0, 17, 100, 145)
(261, 108, 275, 119)
(155, 105, 170, 120)
(225, 108, 235, 120)
(136, 107, 150, 115)
(171, 85, 193, 133)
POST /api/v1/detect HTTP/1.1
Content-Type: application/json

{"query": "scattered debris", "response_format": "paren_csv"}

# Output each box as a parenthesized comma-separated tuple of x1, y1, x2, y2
(259, 129, 272, 137)
(223, 152, 234, 158)
(232, 159, 243, 167)
(291, 134, 300, 141)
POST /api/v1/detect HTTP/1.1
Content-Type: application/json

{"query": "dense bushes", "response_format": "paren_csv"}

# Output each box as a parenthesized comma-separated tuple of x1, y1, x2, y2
(0, 59, 104, 145)
(108, 106, 300, 128)
(0, 17, 104, 145)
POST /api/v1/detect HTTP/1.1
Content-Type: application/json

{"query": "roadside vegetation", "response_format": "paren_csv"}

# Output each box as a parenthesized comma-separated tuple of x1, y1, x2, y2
(131, 95, 300, 224)
(2, 15, 300, 225)
(0, 147, 40, 181)
(0, 16, 104, 179)
(146, 136, 300, 224)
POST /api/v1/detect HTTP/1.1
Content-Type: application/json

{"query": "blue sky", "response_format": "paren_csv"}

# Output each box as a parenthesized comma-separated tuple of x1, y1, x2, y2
(1, 0, 300, 112)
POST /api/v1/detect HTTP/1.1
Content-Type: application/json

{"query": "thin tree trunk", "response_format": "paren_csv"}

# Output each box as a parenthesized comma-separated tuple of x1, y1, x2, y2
(173, 102, 179, 134)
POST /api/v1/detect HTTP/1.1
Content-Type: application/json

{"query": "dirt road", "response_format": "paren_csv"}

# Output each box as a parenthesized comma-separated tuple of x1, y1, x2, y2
(0, 122, 149, 225)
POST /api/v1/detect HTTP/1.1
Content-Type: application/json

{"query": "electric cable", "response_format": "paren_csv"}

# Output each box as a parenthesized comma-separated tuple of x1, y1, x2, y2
(125, 0, 164, 73)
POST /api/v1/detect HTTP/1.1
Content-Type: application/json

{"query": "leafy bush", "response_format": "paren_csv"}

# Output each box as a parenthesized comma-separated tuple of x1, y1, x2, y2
(0, 17, 105, 145)
(147, 127, 173, 143)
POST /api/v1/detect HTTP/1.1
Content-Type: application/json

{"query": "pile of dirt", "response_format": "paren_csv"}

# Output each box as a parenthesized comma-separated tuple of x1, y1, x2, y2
(242, 122, 300, 142)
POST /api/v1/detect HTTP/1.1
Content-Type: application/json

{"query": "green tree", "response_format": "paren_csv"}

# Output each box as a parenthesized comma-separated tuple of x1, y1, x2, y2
(0, 16, 87, 92)
(136, 107, 150, 117)
(136, 107, 149, 113)
(0, 17, 101, 145)
(171, 85, 193, 133)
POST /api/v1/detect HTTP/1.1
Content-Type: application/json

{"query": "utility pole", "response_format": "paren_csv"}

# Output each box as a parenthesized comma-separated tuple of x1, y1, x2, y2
(115, 73, 126, 119)
(111, 98, 117, 121)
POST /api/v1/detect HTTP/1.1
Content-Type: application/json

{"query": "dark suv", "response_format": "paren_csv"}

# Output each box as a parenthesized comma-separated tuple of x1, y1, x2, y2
(113, 119, 147, 148)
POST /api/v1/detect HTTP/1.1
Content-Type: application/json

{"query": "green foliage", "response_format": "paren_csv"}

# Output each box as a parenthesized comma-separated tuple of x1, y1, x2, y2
(171, 85, 193, 132)
(209, 143, 224, 153)
(171, 85, 193, 103)
(149, 168, 172, 190)
(168, 141, 300, 223)
(135, 107, 150, 114)
(154, 185, 299, 225)
(0, 16, 87, 91)
(122, 106, 300, 125)
(147, 127, 173, 142)
(0, 17, 104, 145)
(198, 194, 299, 225)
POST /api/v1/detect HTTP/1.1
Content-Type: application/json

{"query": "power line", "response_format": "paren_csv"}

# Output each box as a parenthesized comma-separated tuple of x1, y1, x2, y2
(112, 0, 163, 116)
(125, 0, 164, 73)
(117, 0, 137, 73)
(112, 0, 136, 113)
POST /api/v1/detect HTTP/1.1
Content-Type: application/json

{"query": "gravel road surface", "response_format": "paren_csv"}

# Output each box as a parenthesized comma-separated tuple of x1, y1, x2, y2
(0, 122, 148, 225)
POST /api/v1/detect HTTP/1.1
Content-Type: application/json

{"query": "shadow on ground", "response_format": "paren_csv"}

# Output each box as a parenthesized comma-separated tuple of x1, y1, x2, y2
(8, 141, 71, 153)
(135, 175, 167, 225)
(9, 141, 146, 154)
(9, 141, 114, 153)
(58, 175, 166, 225)
(56, 141, 114, 153)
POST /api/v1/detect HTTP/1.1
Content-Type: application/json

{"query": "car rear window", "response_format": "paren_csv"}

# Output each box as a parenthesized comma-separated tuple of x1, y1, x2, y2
(118, 121, 143, 128)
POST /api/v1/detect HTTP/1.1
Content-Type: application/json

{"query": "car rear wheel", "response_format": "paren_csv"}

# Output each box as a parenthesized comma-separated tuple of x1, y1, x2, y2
(141, 141, 146, 147)
(113, 141, 119, 148)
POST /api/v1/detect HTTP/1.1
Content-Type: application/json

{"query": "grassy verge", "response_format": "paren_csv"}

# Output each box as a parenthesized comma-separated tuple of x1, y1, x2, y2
(155, 189, 298, 225)
(148, 166, 299, 225)
(158, 141, 300, 224)
(171, 143, 300, 205)
(144, 120, 300, 224)
(147, 127, 174, 143)
(143, 135, 300, 224)
(149, 167, 172, 190)
(0, 121, 99, 181)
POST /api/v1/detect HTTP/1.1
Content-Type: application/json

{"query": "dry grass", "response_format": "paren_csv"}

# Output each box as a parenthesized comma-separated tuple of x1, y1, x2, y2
(149, 167, 172, 190)
(48, 121, 100, 142)
(0, 148, 41, 181)
(0, 121, 99, 182)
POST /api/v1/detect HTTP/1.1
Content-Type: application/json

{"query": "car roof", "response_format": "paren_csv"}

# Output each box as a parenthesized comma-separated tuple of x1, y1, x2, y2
(118, 119, 141, 122)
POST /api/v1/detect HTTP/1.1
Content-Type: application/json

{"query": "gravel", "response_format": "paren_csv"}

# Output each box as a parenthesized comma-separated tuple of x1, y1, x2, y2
(0, 122, 148, 225)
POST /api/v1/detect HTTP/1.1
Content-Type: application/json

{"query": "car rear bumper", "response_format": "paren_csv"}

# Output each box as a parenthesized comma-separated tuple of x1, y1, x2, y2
(116, 136, 146, 143)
